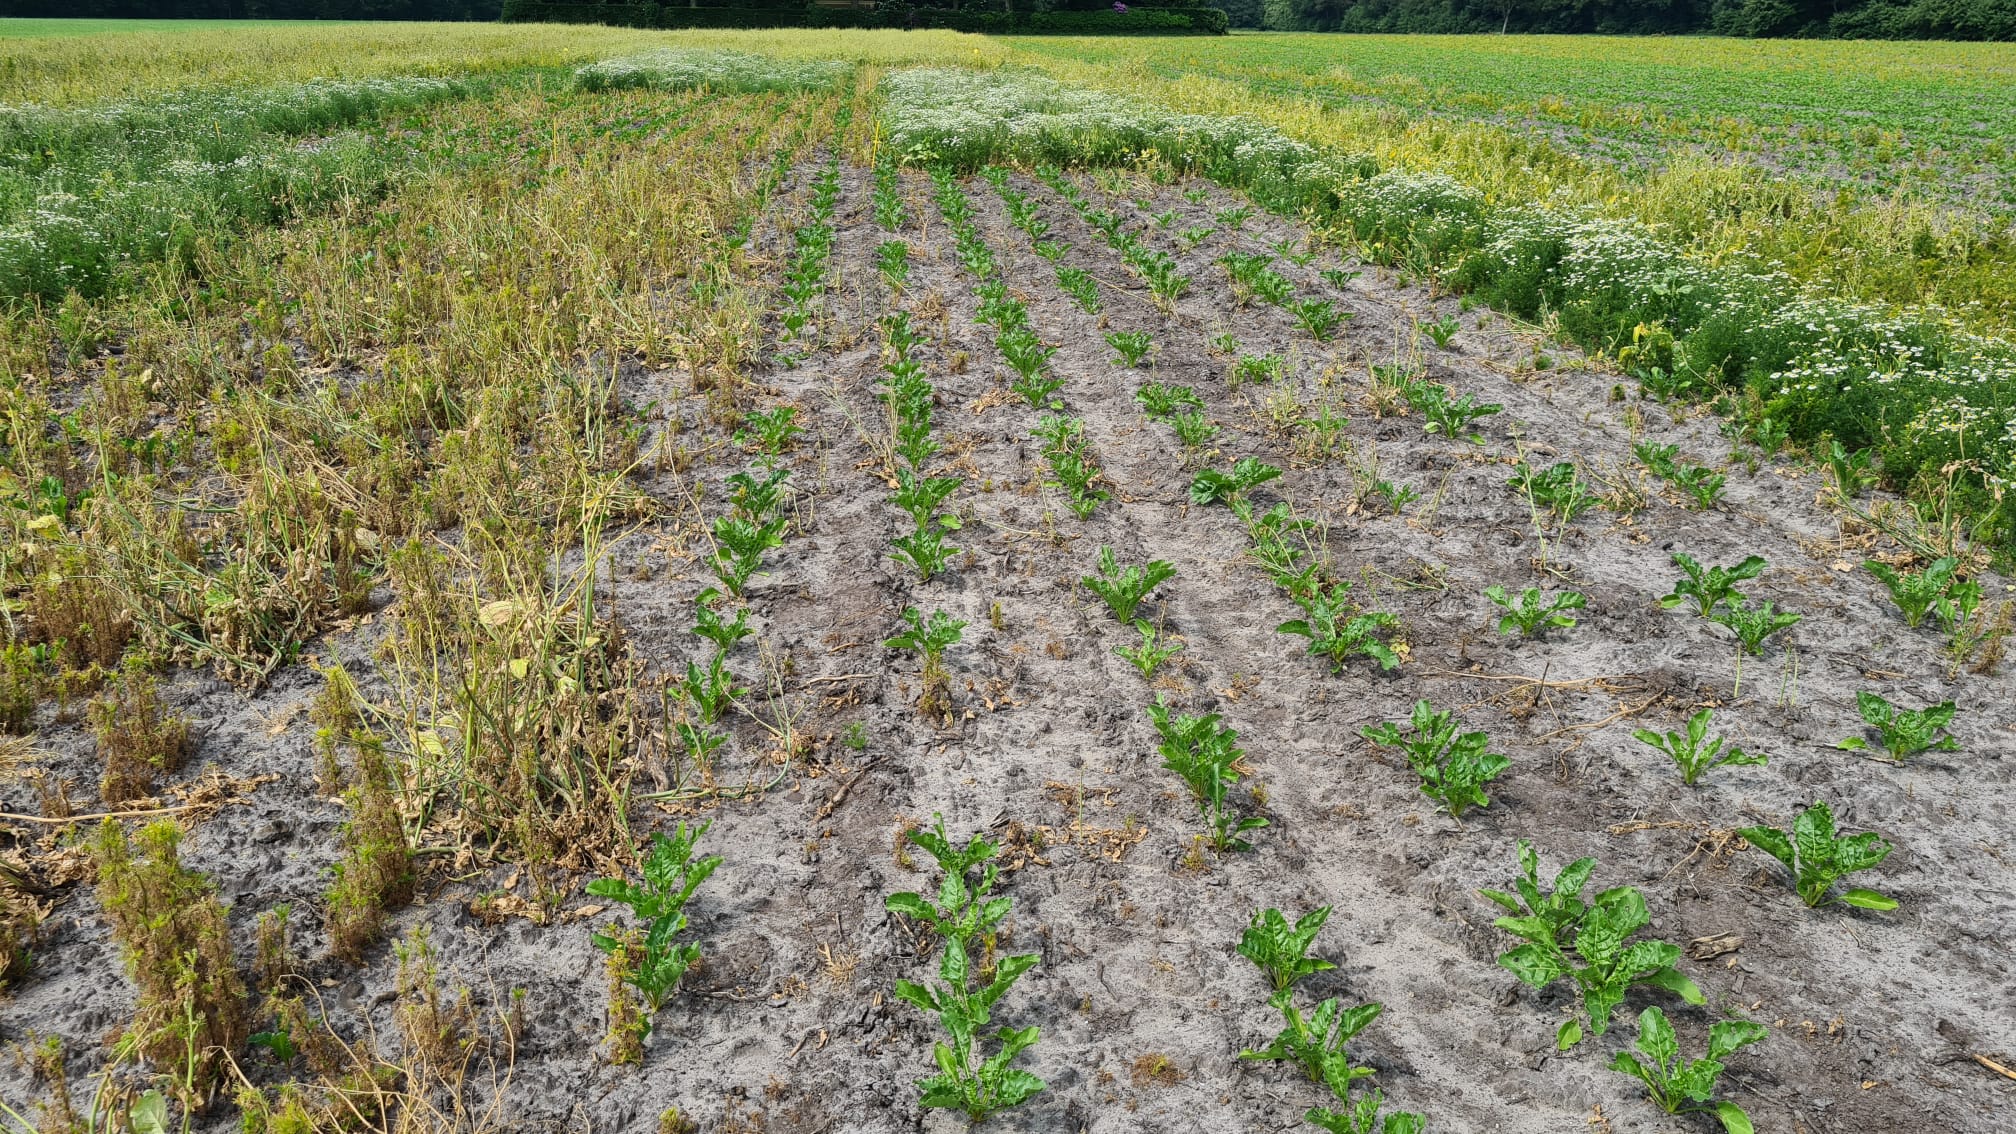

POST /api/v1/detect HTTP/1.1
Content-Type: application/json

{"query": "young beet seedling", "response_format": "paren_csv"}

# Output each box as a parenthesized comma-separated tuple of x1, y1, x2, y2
(1362, 700, 1511, 819)
(1279, 583, 1401, 672)
(886, 818, 1046, 1123)
(1081, 545, 1176, 623)
(1864, 557, 1961, 628)
(1136, 381, 1203, 420)
(1114, 620, 1183, 678)
(1507, 461, 1598, 525)
(1673, 465, 1727, 509)
(1661, 553, 1765, 618)
(1631, 708, 1766, 786)
(588, 823, 722, 1027)
(1190, 457, 1283, 507)
(735, 405, 801, 455)
(1306, 1088, 1425, 1134)
(886, 607, 967, 716)
(1738, 801, 1895, 911)
(1237, 906, 1336, 998)
(1105, 330, 1155, 368)
(1422, 313, 1462, 349)
(1146, 698, 1267, 852)
(1838, 691, 1959, 761)
(691, 588, 752, 653)
(1608, 1006, 1768, 1134)
(1406, 381, 1501, 443)
(1486, 585, 1585, 638)
(1240, 997, 1383, 1101)
(1479, 840, 1703, 1050)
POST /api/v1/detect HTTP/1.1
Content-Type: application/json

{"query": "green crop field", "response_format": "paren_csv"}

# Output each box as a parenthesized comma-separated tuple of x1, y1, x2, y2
(0, 23, 2011, 1134)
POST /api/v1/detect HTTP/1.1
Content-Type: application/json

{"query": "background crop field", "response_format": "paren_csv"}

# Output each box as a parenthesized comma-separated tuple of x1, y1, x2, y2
(0, 24, 2012, 1134)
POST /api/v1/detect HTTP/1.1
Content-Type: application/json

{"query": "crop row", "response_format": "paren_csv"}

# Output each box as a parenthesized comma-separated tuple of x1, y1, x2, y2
(879, 67, 2016, 563)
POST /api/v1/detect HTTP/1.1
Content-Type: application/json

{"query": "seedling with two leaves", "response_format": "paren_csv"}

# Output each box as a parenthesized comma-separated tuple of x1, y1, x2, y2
(1479, 841, 1703, 1050)
(588, 823, 722, 1025)
(1738, 801, 1894, 910)
(1362, 699, 1510, 819)
(1081, 545, 1175, 623)
(886, 819, 1046, 1123)
(1608, 1006, 1767, 1134)
(1838, 691, 1957, 762)
(1631, 708, 1765, 786)
(1146, 698, 1267, 852)
(1486, 585, 1584, 637)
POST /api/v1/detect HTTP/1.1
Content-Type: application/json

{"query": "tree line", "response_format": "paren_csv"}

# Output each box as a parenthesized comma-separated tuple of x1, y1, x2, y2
(1226, 0, 2014, 38)
(5, 1, 502, 19)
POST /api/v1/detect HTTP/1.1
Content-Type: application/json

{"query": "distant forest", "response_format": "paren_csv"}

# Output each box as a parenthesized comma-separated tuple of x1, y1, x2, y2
(7, 0, 2011, 40)
(3, 2, 503, 18)
(1220, 0, 2010, 39)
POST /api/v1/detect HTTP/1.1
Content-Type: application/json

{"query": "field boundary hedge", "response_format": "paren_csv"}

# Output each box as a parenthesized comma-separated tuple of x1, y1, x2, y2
(498, 1, 1230, 34)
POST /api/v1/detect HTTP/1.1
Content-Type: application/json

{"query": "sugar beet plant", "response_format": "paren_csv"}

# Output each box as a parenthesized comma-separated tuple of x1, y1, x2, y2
(589, 823, 721, 1052)
(1608, 1006, 1768, 1134)
(1034, 415, 1109, 519)
(879, 311, 962, 582)
(1362, 700, 1511, 819)
(1635, 442, 1726, 509)
(1236, 906, 1425, 1133)
(778, 161, 842, 350)
(986, 169, 1100, 315)
(1082, 545, 1175, 624)
(1864, 557, 1965, 629)
(1738, 801, 1895, 911)
(1480, 841, 1704, 1049)
(940, 169, 1111, 522)
(1486, 585, 1584, 638)
(1632, 708, 1765, 786)
(1280, 583, 1400, 673)
(1838, 691, 1959, 761)
(886, 818, 1046, 1123)
(1661, 553, 1765, 618)
(1146, 698, 1266, 853)
(886, 606, 966, 719)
